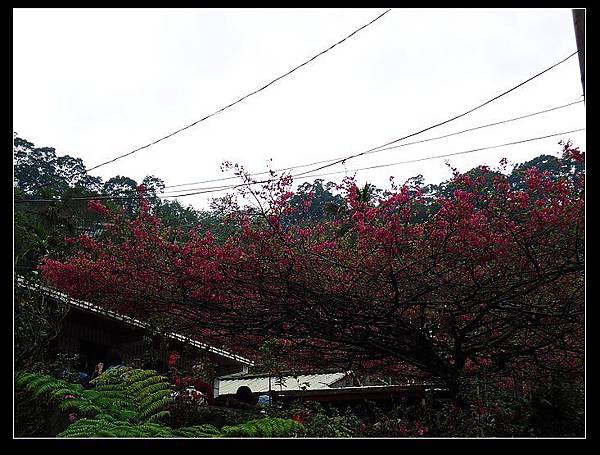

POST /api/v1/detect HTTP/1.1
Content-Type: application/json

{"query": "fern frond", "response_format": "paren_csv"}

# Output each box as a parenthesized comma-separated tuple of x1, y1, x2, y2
(138, 395, 174, 422)
(173, 427, 221, 438)
(177, 424, 222, 438)
(127, 375, 163, 393)
(50, 387, 82, 400)
(133, 382, 171, 401)
(221, 418, 304, 438)
(15, 371, 37, 387)
(146, 410, 171, 423)
(19, 368, 177, 434)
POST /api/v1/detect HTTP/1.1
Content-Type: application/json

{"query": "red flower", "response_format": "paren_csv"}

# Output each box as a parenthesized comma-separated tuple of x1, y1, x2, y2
(479, 357, 492, 367)
(37, 152, 585, 395)
(87, 200, 111, 217)
(168, 351, 180, 367)
(291, 414, 305, 425)
(563, 146, 585, 163)
(397, 426, 408, 436)
(415, 421, 429, 436)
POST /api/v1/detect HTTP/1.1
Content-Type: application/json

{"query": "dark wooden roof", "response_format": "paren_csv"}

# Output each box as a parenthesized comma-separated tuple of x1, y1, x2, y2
(16, 276, 254, 366)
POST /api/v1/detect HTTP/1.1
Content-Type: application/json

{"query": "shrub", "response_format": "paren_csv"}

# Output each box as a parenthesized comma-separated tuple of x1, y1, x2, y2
(221, 418, 304, 437)
(168, 402, 261, 428)
(16, 369, 303, 438)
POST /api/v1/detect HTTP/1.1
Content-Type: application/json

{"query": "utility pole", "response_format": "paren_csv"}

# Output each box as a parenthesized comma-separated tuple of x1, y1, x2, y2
(572, 9, 585, 99)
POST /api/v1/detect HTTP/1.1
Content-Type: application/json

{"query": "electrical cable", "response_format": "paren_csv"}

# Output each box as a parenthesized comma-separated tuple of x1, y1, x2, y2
(15, 127, 584, 204)
(162, 99, 583, 190)
(85, 9, 392, 173)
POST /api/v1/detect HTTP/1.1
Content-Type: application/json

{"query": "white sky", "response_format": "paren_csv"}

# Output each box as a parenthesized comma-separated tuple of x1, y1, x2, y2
(13, 8, 585, 209)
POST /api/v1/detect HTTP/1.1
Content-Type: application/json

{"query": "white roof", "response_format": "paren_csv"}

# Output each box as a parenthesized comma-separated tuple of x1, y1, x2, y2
(218, 372, 348, 395)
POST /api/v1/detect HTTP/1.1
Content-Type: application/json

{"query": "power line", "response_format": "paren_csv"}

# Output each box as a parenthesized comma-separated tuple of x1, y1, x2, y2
(289, 128, 585, 181)
(23, 45, 576, 197)
(16, 96, 584, 204)
(84, 9, 392, 173)
(163, 99, 583, 190)
(15, 128, 584, 204)
(22, 97, 581, 202)
(352, 102, 583, 158)
(159, 50, 578, 193)
(161, 128, 584, 198)
(290, 51, 579, 180)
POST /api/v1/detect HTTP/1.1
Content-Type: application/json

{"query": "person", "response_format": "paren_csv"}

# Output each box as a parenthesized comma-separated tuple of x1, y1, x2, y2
(258, 394, 271, 407)
(193, 378, 215, 406)
(77, 354, 91, 388)
(91, 362, 104, 380)
(104, 350, 123, 372)
(154, 359, 166, 374)
(235, 386, 256, 405)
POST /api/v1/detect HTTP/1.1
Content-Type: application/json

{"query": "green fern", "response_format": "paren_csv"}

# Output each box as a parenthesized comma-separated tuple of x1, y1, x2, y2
(15, 372, 82, 399)
(57, 414, 303, 438)
(175, 424, 221, 438)
(127, 375, 165, 394)
(17, 370, 303, 438)
(221, 418, 304, 438)
(16, 368, 174, 426)
(61, 418, 146, 438)
(173, 428, 222, 438)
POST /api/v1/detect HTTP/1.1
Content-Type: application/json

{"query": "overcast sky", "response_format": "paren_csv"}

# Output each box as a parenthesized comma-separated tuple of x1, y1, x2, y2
(13, 8, 585, 209)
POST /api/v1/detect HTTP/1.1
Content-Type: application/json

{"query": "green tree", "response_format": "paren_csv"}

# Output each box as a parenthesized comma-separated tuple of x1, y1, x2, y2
(15, 278, 70, 369)
(14, 137, 102, 195)
(287, 179, 345, 223)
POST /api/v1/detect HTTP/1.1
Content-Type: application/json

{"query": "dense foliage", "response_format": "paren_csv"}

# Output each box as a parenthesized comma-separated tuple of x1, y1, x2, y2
(14, 278, 69, 369)
(13, 136, 211, 273)
(16, 367, 174, 424)
(15, 369, 303, 438)
(40, 144, 584, 398)
(15, 135, 585, 436)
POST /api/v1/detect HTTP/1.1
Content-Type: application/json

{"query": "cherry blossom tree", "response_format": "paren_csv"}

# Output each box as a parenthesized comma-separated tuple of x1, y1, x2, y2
(40, 144, 584, 396)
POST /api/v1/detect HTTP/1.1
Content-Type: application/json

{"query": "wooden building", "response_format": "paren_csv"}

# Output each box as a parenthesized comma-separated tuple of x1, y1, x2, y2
(16, 277, 253, 395)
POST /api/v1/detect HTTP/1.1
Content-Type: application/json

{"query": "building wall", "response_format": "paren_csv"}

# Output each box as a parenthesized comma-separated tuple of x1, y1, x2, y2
(52, 307, 248, 380)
